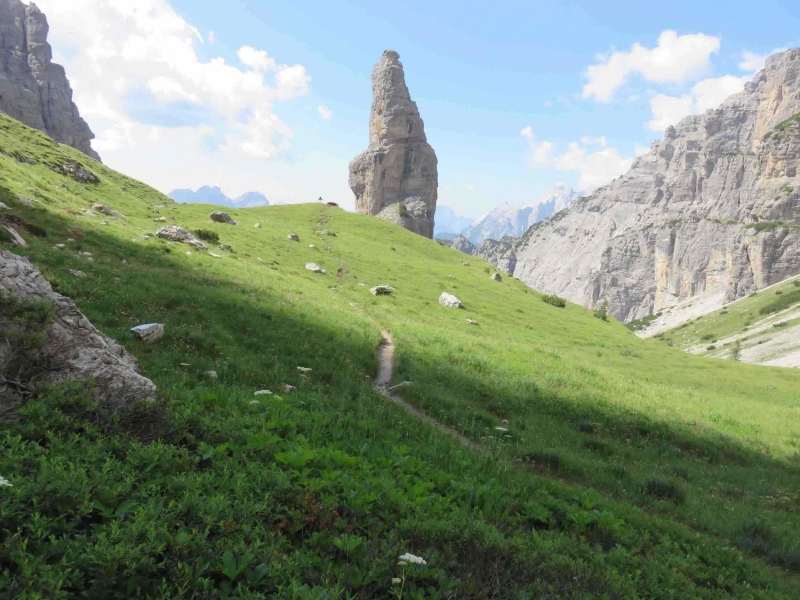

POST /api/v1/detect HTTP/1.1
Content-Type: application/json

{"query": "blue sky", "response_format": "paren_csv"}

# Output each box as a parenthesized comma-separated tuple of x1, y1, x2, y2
(37, 0, 799, 217)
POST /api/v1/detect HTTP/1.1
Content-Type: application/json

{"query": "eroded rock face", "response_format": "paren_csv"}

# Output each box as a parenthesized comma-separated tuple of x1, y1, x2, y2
(349, 50, 438, 238)
(0, 250, 156, 409)
(0, 0, 100, 161)
(484, 48, 800, 322)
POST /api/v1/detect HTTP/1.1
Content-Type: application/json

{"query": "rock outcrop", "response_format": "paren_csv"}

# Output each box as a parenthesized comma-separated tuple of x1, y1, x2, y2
(0, 250, 156, 409)
(0, 0, 100, 160)
(349, 50, 438, 238)
(483, 48, 800, 322)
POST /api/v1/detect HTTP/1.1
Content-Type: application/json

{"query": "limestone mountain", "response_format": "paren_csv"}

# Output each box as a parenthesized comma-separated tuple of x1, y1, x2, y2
(0, 0, 99, 160)
(483, 48, 800, 322)
(433, 205, 473, 239)
(462, 184, 577, 245)
(168, 186, 270, 208)
(349, 50, 438, 238)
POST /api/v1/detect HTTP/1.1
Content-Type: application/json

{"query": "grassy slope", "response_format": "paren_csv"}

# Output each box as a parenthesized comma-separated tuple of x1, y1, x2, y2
(656, 276, 800, 362)
(1, 111, 800, 597)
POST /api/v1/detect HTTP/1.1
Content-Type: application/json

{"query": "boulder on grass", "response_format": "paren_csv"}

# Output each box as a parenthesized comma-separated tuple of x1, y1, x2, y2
(210, 211, 237, 225)
(439, 292, 462, 309)
(131, 323, 164, 343)
(370, 285, 395, 296)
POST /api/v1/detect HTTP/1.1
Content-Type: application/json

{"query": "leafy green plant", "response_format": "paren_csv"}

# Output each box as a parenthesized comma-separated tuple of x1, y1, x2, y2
(541, 294, 566, 308)
(193, 228, 219, 243)
(594, 300, 609, 321)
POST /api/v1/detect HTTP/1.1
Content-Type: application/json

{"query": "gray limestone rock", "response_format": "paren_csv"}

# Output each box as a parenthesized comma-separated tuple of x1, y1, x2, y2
(0, 0, 100, 160)
(91, 203, 124, 218)
(155, 225, 208, 250)
(370, 285, 395, 296)
(305, 262, 325, 273)
(0, 249, 156, 408)
(483, 48, 800, 322)
(349, 50, 438, 238)
(439, 291, 462, 309)
(210, 211, 237, 225)
(130, 323, 164, 343)
(287, 233, 300, 242)
(490, 272, 502, 282)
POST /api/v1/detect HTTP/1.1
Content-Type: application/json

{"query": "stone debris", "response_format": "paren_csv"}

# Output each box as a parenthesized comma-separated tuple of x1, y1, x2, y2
(203, 370, 218, 378)
(439, 292, 462, 309)
(0, 250, 156, 408)
(130, 323, 164, 343)
(69, 269, 86, 278)
(306, 262, 326, 273)
(209, 253, 221, 258)
(287, 233, 300, 242)
(0, 202, 8, 210)
(297, 366, 312, 373)
(153, 217, 167, 222)
(16, 194, 34, 206)
(349, 50, 438, 238)
(2, 225, 27, 247)
(282, 384, 297, 393)
(155, 226, 208, 250)
(370, 285, 395, 296)
(218, 244, 235, 253)
(91, 203, 124, 218)
(491, 272, 502, 282)
(54, 243, 65, 249)
(466, 318, 479, 325)
(319, 230, 337, 237)
(254, 390, 273, 396)
(254, 223, 261, 228)
(210, 211, 237, 225)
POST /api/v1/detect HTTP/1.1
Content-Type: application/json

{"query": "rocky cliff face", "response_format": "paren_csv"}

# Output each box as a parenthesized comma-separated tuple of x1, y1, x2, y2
(483, 48, 800, 322)
(349, 50, 438, 238)
(0, 0, 99, 160)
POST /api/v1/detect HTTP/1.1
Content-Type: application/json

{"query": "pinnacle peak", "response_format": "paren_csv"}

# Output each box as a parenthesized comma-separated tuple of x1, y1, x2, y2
(382, 50, 400, 61)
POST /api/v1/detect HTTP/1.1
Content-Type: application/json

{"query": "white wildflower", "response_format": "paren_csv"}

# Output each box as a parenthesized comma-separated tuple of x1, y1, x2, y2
(297, 367, 312, 372)
(0, 476, 12, 488)
(391, 577, 401, 584)
(495, 427, 508, 432)
(249, 400, 260, 405)
(398, 552, 426, 565)
(254, 390, 273, 396)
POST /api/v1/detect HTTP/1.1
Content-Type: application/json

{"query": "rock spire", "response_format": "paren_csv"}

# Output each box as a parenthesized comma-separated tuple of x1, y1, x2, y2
(0, 0, 100, 160)
(349, 50, 438, 238)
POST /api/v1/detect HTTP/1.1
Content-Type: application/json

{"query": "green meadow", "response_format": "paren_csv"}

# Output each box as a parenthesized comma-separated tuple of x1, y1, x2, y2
(2, 111, 800, 598)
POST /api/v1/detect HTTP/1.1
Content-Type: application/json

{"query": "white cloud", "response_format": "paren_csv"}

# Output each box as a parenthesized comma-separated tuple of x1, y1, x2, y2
(461, 182, 476, 191)
(692, 74, 750, 113)
(646, 73, 751, 132)
(647, 94, 693, 131)
(208, 30, 215, 44)
(542, 100, 553, 108)
(35, 0, 310, 163)
(738, 49, 786, 73)
(237, 46, 276, 73)
(146, 76, 201, 104)
(522, 129, 634, 193)
(317, 104, 332, 120)
(583, 30, 720, 102)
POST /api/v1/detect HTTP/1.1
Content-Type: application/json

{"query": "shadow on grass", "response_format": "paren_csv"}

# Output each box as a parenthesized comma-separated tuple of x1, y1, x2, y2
(2, 181, 800, 585)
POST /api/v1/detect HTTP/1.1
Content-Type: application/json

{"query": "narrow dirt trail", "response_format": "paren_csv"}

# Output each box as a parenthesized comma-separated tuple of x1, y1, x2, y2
(375, 330, 484, 453)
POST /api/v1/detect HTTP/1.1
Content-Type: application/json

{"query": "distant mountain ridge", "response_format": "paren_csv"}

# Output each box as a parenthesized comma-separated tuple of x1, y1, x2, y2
(168, 186, 269, 208)
(434, 184, 578, 244)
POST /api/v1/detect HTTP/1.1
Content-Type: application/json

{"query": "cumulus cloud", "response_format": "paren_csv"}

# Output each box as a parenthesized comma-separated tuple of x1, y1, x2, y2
(583, 30, 720, 102)
(317, 105, 332, 120)
(521, 128, 633, 192)
(461, 182, 476, 191)
(36, 0, 310, 161)
(646, 73, 751, 132)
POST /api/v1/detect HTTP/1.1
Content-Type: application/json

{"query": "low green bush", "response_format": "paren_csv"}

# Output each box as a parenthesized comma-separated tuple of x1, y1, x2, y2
(541, 294, 566, 308)
(193, 228, 220, 243)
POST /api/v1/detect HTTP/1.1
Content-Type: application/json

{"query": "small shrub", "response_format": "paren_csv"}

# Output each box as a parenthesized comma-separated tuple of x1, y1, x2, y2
(794, 280, 800, 287)
(583, 439, 614, 456)
(594, 299, 609, 321)
(521, 452, 562, 471)
(706, 345, 716, 350)
(759, 289, 800, 315)
(730, 340, 742, 361)
(577, 422, 598, 435)
(701, 333, 715, 341)
(643, 479, 685, 503)
(193, 229, 219, 243)
(542, 294, 566, 308)
(773, 322, 788, 328)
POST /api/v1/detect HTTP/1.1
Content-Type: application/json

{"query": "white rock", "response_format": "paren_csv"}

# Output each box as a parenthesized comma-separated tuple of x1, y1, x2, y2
(306, 262, 325, 273)
(203, 370, 218, 378)
(358, 283, 366, 286)
(209, 253, 222, 258)
(297, 366, 312, 373)
(287, 233, 300, 242)
(439, 292, 462, 309)
(67, 238, 75, 242)
(282, 384, 297, 393)
(0, 202, 9, 210)
(101, 220, 109, 225)
(69, 269, 86, 278)
(2, 225, 27, 247)
(16, 194, 34, 206)
(466, 318, 479, 325)
(55, 243, 65, 249)
(254, 390, 273, 396)
(130, 323, 165, 343)
(490, 273, 502, 282)
(81, 252, 92, 256)
(309, 244, 316, 248)
(254, 223, 261, 228)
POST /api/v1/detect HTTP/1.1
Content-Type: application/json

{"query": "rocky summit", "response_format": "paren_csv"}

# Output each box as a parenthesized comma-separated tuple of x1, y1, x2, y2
(482, 48, 800, 322)
(349, 50, 438, 238)
(0, 0, 99, 160)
